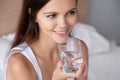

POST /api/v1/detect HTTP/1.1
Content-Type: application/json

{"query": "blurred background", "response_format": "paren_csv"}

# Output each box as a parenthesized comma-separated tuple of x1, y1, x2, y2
(87, 0, 120, 46)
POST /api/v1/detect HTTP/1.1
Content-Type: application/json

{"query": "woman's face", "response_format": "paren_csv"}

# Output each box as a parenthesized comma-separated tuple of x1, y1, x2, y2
(36, 0, 78, 44)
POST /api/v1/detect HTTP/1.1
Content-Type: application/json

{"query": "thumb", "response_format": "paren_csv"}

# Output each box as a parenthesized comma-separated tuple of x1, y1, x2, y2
(56, 60, 63, 68)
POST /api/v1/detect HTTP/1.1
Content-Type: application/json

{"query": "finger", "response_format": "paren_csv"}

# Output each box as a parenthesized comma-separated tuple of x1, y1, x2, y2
(62, 72, 78, 79)
(76, 63, 85, 78)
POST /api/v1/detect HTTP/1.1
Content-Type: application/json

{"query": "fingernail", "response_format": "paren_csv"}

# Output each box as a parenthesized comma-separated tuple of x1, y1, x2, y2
(80, 63, 85, 69)
(57, 60, 62, 64)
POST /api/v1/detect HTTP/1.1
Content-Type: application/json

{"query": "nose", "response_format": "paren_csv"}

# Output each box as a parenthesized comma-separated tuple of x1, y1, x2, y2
(58, 17, 68, 28)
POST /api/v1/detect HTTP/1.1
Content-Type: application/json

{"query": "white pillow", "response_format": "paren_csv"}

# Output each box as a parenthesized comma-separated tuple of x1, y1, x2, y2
(2, 32, 15, 41)
(72, 23, 110, 54)
(0, 37, 11, 71)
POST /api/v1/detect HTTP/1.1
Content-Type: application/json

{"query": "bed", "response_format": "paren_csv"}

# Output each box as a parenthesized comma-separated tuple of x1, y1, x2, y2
(88, 45, 120, 80)
(0, 23, 120, 80)
(0, 0, 120, 80)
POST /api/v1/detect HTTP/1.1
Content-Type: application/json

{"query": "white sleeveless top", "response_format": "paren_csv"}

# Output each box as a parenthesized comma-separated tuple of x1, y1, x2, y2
(5, 42, 42, 80)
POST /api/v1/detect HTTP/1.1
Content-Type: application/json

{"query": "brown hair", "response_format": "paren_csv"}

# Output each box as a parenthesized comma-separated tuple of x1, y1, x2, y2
(11, 0, 50, 48)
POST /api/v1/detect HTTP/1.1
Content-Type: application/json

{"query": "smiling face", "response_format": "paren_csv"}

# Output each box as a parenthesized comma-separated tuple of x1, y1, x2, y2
(36, 0, 78, 44)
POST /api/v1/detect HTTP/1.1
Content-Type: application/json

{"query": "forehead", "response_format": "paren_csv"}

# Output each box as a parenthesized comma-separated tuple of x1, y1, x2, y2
(47, 0, 76, 5)
(40, 0, 76, 12)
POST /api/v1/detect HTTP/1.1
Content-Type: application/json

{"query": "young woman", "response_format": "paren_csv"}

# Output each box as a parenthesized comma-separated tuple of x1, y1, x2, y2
(5, 0, 88, 80)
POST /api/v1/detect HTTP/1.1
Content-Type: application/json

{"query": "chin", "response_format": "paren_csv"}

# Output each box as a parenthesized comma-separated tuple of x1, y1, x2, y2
(55, 38, 68, 44)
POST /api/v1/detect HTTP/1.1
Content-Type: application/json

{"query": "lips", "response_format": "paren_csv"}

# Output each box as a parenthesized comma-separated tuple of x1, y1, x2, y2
(54, 30, 68, 37)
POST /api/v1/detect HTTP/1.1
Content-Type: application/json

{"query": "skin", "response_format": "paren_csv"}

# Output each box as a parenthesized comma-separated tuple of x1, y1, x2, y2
(6, 0, 88, 80)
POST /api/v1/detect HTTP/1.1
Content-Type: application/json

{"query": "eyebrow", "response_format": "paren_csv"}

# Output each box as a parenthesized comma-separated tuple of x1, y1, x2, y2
(43, 7, 77, 14)
(44, 12, 58, 14)
(67, 7, 77, 12)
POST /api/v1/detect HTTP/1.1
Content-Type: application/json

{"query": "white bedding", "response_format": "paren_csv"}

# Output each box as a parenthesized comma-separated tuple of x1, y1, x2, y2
(88, 44, 120, 80)
(0, 23, 120, 80)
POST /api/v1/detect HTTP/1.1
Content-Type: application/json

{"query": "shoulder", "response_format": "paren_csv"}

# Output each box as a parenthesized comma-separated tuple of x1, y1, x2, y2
(7, 53, 37, 80)
(7, 53, 31, 69)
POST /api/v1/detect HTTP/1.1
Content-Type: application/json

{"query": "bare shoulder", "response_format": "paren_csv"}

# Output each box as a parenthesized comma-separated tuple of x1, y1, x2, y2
(7, 53, 37, 80)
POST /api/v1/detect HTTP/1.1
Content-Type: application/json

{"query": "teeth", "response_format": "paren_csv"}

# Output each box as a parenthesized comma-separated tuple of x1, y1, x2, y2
(56, 31, 66, 34)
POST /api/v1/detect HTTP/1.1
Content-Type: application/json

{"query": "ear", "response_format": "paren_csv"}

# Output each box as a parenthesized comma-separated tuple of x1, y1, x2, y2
(28, 8, 31, 14)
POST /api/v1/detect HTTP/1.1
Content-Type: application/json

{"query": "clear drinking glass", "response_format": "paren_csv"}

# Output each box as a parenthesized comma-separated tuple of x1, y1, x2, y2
(58, 37, 83, 80)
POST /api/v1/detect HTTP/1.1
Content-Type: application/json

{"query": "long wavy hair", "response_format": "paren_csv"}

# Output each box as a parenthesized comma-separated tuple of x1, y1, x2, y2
(11, 0, 78, 48)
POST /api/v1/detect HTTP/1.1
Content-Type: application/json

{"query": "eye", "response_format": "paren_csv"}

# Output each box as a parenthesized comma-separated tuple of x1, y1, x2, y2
(46, 14, 57, 19)
(67, 10, 76, 16)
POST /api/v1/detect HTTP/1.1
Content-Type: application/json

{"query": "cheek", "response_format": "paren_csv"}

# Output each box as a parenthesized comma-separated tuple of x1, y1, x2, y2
(36, 14, 53, 29)
(37, 18, 55, 30)
(68, 16, 78, 26)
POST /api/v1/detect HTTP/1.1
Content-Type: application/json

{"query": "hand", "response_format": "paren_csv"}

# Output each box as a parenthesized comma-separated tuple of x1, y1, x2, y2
(52, 61, 85, 80)
(76, 63, 87, 80)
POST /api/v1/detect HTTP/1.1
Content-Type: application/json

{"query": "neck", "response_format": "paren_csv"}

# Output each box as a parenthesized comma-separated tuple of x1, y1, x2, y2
(31, 36, 59, 61)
